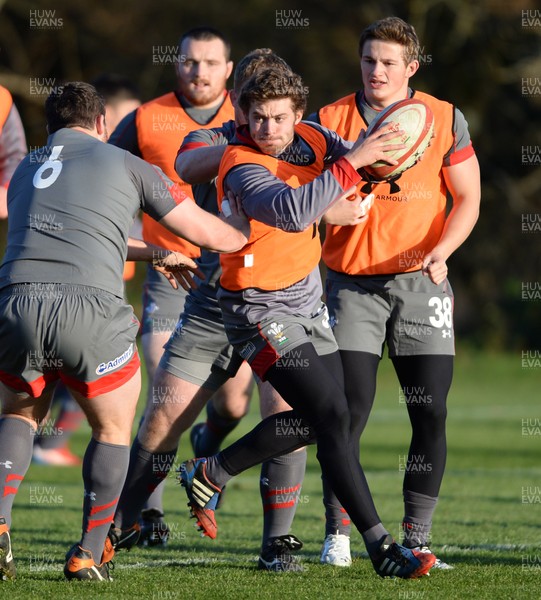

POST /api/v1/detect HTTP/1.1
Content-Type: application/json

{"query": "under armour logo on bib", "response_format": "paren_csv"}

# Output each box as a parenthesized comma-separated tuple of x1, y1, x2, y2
(360, 171, 403, 195)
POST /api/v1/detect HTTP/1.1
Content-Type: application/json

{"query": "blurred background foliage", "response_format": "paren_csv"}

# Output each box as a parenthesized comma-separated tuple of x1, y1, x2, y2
(0, 0, 540, 350)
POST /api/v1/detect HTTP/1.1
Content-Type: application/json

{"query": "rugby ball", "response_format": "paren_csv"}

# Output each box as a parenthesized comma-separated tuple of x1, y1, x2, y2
(363, 98, 434, 180)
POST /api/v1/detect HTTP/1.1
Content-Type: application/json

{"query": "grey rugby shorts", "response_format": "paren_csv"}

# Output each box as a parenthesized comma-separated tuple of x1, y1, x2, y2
(325, 270, 455, 357)
(229, 303, 338, 380)
(141, 264, 188, 336)
(159, 302, 244, 391)
(0, 283, 140, 398)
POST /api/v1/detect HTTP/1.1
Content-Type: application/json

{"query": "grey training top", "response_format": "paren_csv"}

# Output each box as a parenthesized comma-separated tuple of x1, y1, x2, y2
(176, 119, 237, 316)
(110, 94, 225, 313)
(0, 128, 180, 298)
(217, 121, 359, 326)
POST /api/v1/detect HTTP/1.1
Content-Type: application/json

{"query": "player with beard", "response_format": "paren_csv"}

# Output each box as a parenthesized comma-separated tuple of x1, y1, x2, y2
(109, 27, 255, 543)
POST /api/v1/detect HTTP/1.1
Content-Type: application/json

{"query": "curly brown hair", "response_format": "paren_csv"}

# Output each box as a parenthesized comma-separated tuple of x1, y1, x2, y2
(234, 48, 292, 94)
(238, 68, 308, 116)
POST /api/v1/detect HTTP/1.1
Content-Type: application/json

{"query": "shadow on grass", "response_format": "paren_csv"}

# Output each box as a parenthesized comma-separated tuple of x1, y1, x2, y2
(434, 552, 539, 568)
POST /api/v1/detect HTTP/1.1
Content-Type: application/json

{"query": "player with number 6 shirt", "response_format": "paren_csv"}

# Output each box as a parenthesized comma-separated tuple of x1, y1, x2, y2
(0, 82, 249, 582)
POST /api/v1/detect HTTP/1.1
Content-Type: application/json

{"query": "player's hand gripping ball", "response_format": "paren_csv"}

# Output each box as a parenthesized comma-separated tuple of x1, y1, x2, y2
(364, 98, 434, 181)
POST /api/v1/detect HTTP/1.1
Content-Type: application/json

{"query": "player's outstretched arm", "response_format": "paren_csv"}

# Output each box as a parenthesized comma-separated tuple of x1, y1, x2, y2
(175, 145, 227, 184)
(175, 121, 235, 184)
(130, 153, 250, 253)
(160, 199, 250, 253)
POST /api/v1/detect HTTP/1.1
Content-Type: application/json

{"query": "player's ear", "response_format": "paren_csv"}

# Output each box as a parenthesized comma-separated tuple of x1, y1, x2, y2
(225, 60, 234, 81)
(406, 59, 419, 78)
(95, 114, 106, 135)
(294, 110, 303, 125)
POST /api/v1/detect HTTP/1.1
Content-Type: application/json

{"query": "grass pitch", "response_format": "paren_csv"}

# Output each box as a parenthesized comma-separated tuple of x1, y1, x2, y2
(5, 347, 540, 599)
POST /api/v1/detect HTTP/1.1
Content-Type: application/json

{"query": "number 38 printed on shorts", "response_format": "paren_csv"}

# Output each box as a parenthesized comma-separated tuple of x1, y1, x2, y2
(428, 296, 453, 329)
(32, 145, 64, 189)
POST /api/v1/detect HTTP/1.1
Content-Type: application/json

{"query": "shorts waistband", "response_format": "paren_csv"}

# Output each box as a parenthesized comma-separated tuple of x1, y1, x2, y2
(1, 283, 116, 297)
(327, 268, 424, 282)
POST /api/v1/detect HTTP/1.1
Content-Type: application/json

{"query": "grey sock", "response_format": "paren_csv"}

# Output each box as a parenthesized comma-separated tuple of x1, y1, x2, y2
(136, 413, 166, 514)
(402, 489, 438, 547)
(204, 453, 234, 490)
(260, 449, 307, 547)
(0, 416, 36, 527)
(80, 438, 130, 562)
(362, 523, 390, 556)
(322, 476, 352, 537)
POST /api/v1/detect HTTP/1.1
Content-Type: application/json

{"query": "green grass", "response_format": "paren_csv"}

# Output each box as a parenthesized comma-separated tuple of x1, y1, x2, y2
(6, 347, 540, 599)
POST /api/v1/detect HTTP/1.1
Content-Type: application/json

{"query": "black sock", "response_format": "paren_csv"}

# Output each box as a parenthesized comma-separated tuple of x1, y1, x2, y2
(193, 402, 242, 456)
(114, 436, 176, 530)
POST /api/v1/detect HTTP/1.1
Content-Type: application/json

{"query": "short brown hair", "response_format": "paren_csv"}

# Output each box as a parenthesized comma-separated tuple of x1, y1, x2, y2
(45, 81, 105, 134)
(358, 17, 420, 65)
(238, 68, 308, 116)
(179, 26, 231, 61)
(233, 48, 292, 94)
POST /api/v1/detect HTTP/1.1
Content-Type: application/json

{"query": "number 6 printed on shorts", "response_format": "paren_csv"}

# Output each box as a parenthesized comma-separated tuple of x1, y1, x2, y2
(33, 145, 64, 189)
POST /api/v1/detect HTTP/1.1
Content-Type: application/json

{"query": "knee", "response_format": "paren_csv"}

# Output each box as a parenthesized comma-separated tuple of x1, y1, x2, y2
(211, 390, 250, 420)
(348, 403, 372, 440)
(214, 402, 249, 421)
(259, 382, 292, 417)
(310, 400, 351, 440)
(409, 400, 447, 435)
